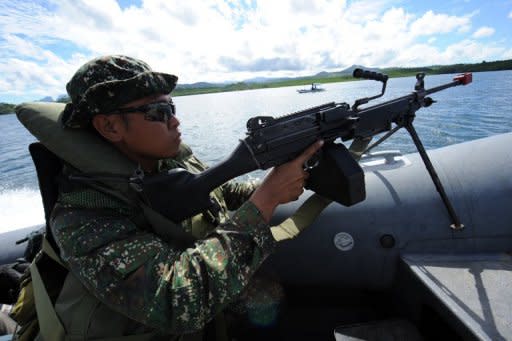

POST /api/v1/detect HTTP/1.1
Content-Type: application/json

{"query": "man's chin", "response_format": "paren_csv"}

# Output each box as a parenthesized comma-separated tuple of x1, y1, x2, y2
(165, 143, 181, 159)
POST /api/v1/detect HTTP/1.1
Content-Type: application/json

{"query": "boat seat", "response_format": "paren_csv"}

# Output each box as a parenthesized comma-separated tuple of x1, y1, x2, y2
(334, 318, 422, 340)
(402, 253, 512, 341)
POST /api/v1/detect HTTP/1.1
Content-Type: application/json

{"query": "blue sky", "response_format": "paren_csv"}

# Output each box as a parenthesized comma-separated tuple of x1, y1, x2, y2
(1, 0, 511, 104)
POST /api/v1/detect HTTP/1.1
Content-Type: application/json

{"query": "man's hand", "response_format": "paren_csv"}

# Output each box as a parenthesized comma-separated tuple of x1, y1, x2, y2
(250, 140, 324, 222)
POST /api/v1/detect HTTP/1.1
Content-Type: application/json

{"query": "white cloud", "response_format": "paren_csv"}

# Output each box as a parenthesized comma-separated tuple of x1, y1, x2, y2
(508, 10, 512, 19)
(443, 39, 505, 62)
(409, 10, 472, 37)
(472, 26, 495, 38)
(0, 0, 510, 103)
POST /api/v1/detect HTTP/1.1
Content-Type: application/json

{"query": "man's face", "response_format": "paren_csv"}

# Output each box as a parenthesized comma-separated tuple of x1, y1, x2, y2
(117, 93, 182, 160)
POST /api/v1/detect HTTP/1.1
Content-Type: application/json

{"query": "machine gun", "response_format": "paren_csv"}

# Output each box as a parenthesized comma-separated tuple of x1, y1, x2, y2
(134, 69, 472, 228)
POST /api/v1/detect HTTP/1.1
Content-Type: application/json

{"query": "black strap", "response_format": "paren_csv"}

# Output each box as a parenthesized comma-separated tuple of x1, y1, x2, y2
(28, 142, 63, 254)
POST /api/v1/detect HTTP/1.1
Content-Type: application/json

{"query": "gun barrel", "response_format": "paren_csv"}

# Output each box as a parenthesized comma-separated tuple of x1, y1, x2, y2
(425, 73, 472, 95)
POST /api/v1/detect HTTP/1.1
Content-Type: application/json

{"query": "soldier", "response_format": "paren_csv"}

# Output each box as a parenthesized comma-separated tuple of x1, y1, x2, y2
(15, 55, 323, 340)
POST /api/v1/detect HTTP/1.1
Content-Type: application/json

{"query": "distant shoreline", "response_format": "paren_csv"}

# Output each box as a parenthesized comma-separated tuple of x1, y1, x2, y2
(0, 108, 15, 116)
(172, 59, 512, 97)
(1, 59, 511, 112)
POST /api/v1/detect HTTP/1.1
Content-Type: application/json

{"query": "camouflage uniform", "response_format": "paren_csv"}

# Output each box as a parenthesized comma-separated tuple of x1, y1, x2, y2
(51, 156, 273, 337)
(48, 56, 277, 338)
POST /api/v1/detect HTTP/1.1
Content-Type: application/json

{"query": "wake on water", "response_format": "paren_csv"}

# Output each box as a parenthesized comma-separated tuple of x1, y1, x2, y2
(0, 176, 264, 234)
(0, 187, 44, 233)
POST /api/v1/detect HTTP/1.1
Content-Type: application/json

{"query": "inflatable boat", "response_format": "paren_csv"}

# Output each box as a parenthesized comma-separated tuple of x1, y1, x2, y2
(1, 131, 511, 340)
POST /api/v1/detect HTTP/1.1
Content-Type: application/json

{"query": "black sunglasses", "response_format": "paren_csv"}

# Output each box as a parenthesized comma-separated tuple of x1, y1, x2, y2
(106, 101, 176, 122)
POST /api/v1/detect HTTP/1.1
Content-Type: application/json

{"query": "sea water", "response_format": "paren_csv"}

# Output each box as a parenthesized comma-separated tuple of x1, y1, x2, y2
(1, 70, 511, 232)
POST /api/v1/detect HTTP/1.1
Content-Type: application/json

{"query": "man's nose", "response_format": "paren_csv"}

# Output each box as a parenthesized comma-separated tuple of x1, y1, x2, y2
(167, 114, 179, 128)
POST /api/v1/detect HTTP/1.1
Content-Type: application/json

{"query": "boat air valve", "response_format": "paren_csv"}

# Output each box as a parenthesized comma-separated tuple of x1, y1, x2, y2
(379, 234, 396, 249)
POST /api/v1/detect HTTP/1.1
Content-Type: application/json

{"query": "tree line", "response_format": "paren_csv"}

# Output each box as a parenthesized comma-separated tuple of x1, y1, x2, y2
(0, 95, 70, 115)
(0, 103, 16, 115)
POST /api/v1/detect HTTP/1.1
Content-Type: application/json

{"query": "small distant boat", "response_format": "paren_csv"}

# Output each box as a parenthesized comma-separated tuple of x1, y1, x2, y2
(297, 83, 326, 93)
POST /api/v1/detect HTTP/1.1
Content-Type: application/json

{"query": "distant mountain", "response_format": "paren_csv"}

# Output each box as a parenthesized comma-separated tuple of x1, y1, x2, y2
(314, 65, 382, 78)
(340, 64, 381, 75)
(55, 94, 70, 103)
(242, 66, 382, 84)
(176, 82, 221, 89)
(176, 65, 378, 87)
(39, 96, 54, 102)
(242, 76, 295, 84)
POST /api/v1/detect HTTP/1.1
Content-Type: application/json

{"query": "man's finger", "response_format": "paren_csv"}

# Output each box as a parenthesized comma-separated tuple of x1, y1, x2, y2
(295, 140, 324, 164)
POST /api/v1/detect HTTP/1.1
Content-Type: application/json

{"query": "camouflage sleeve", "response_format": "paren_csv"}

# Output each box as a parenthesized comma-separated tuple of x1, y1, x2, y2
(50, 198, 275, 334)
(221, 180, 260, 211)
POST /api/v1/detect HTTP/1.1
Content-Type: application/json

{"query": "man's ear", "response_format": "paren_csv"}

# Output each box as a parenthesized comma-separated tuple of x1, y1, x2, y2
(91, 115, 125, 142)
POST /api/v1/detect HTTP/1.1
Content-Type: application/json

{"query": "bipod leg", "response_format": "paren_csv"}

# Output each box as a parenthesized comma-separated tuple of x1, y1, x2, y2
(405, 123, 464, 230)
(362, 125, 401, 155)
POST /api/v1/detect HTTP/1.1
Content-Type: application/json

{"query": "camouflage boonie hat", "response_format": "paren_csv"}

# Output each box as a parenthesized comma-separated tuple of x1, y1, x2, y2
(62, 55, 178, 128)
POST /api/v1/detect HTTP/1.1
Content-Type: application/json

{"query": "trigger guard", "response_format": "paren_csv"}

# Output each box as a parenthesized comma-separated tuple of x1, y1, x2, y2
(303, 156, 320, 170)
